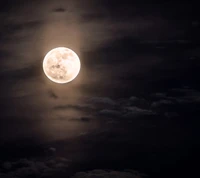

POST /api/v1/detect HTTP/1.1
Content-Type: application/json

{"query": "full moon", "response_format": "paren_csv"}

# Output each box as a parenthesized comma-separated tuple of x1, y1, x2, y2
(43, 47, 81, 84)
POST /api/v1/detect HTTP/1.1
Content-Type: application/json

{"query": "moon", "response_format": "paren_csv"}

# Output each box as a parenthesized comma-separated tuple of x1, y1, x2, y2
(43, 47, 81, 84)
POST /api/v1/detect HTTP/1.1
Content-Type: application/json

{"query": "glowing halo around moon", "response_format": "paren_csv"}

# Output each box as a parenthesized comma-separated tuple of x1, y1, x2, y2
(43, 47, 81, 84)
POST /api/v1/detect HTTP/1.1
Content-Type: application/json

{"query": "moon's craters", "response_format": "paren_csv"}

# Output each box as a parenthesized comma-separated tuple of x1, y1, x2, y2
(49, 64, 67, 79)
(43, 47, 80, 84)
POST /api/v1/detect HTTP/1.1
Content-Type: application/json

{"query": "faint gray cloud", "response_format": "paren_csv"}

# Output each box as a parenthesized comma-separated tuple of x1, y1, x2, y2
(48, 89, 58, 99)
(151, 92, 167, 99)
(0, 156, 70, 178)
(52, 7, 66, 13)
(98, 109, 121, 117)
(129, 96, 149, 109)
(123, 106, 155, 118)
(71, 169, 146, 178)
(69, 117, 91, 122)
(54, 104, 94, 112)
(88, 97, 116, 106)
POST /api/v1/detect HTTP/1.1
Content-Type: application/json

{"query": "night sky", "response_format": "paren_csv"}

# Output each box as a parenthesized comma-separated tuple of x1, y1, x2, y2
(0, 0, 200, 178)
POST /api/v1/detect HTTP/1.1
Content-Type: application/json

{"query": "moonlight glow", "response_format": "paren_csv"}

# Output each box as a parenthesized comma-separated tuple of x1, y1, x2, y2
(43, 47, 81, 84)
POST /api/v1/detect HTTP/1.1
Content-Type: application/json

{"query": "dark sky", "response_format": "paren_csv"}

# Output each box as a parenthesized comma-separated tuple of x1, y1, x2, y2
(0, 0, 200, 178)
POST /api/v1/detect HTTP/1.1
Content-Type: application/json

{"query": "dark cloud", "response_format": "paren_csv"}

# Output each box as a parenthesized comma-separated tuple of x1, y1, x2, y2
(54, 104, 94, 113)
(2, 162, 12, 170)
(150, 98, 178, 114)
(88, 97, 116, 106)
(85, 87, 200, 121)
(0, 161, 145, 178)
(71, 169, 145, 178)
(140, 39, 191, 46)
(0, 61, 40, 81)
(151, 99, 174, 108)
(3, 20, 43, 34)
(0, 156, 70, 178)
(129, 96, 149, 109)
(79, 12, 106, 23)
(48, 147, 56, 153)
(69, 117, 91, 122)
(150, 92, 166, 99)
(48, 89, 58, 99)
(0, 49, 11, 58)
(52, 7, 66, 13)
(86, 96, 156, 120)
(122, 106, 155, 118)
(149, 87, 200, 117)
(98, 109, 121, 118)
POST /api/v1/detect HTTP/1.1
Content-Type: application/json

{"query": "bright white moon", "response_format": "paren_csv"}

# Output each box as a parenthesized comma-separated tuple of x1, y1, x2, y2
(43, 47, 81, 84)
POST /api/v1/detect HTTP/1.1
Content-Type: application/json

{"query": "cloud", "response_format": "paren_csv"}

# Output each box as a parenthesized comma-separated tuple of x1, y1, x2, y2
(71, 169, 145, 178)
(140, 39, 190, 45)
(52, 7, 66, 13)
(69, 117, 91, 122)
(82, 95, 158, 120)
(129, 96, 149, 108)
(0, 62, 40, 80)
(123, 106, 155, 118)
(0, 156, 70, 178)
(48, 89, 58, 99)
(78, 12, 106, 23)
(166, 87, 200, 104)
(49, 147, 56, 153)
(170, 88, 200, 96)
(89, 96, 156, 120)
(88, 97, 116, 106)
(2, 162, 12, 170)
(2, 20, 43, 41)
(150, 99, 174, 113)
(150, 92, 166, 99)
(148, 87, 200, 116)
(54, 104, 95, 113)
(98, 109, 121, 117)
(151, 100, 174, 108)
